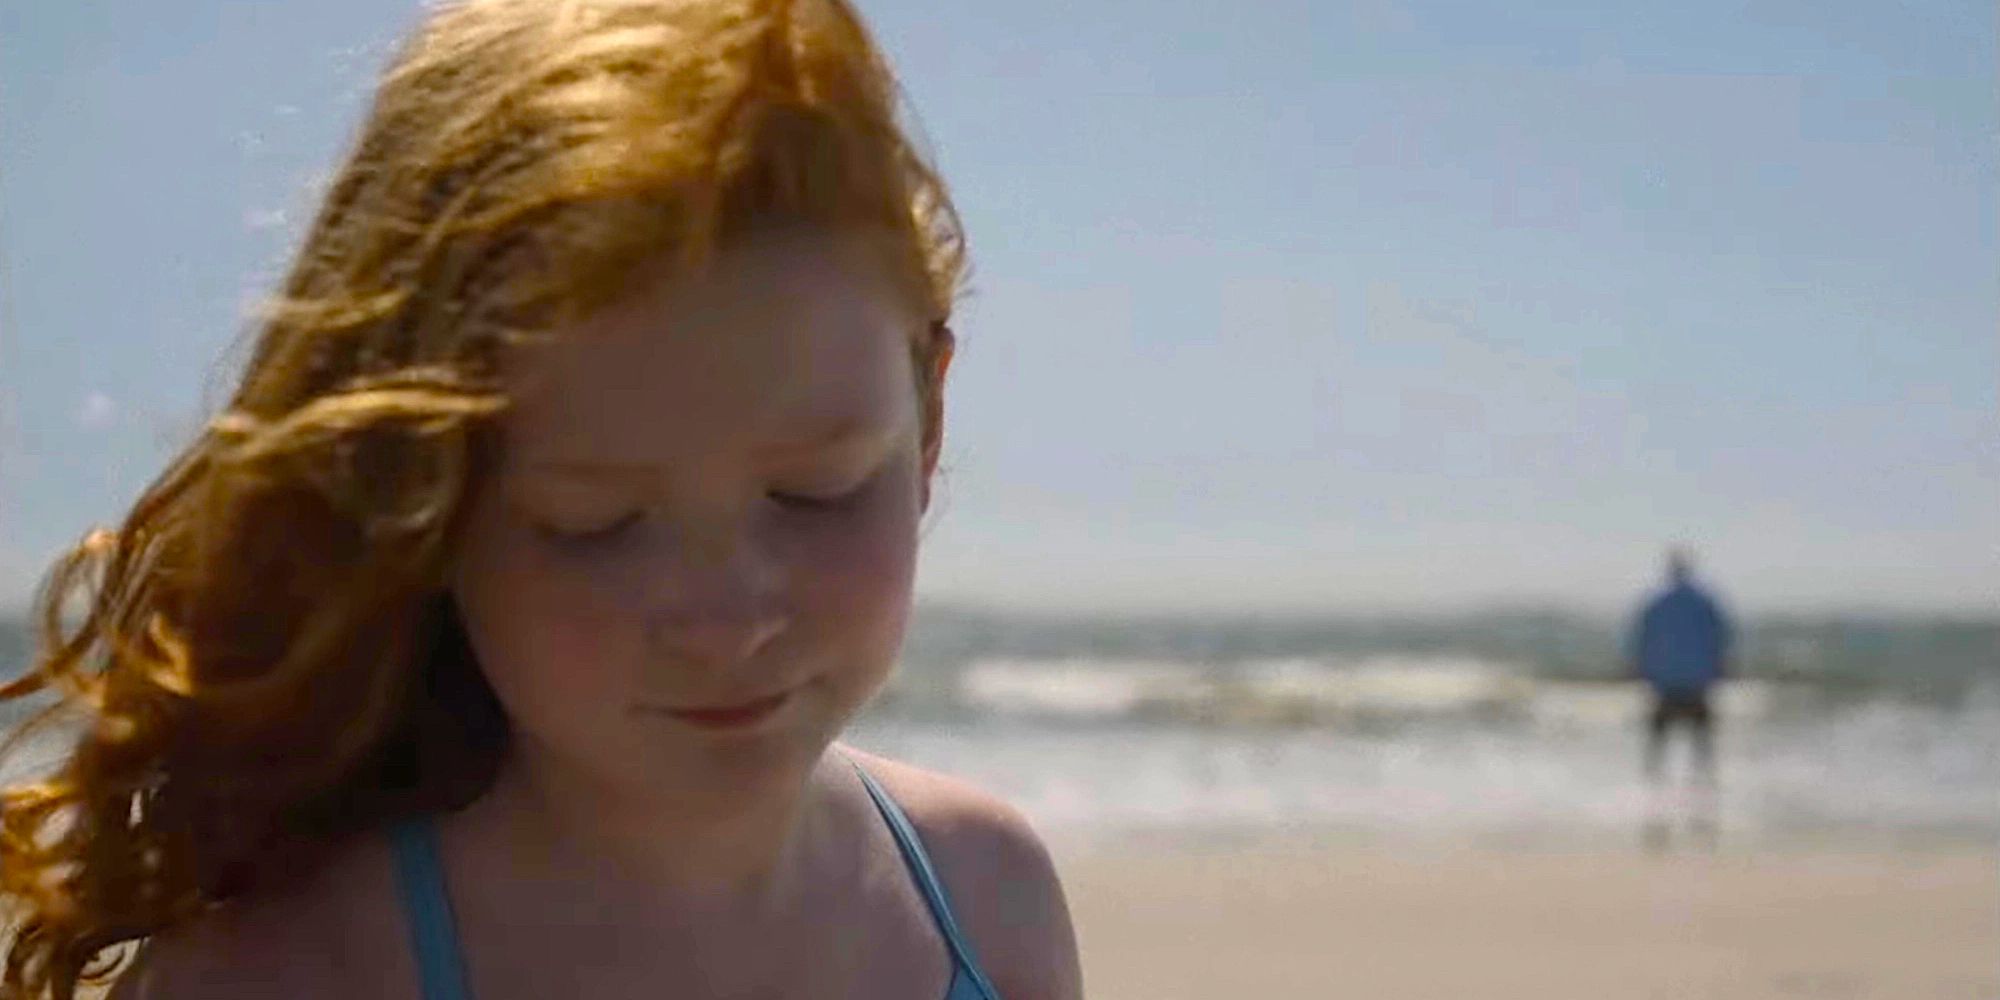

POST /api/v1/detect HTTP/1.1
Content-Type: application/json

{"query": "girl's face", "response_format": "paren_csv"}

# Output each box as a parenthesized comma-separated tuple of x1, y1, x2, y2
(451, 226, 938, 809)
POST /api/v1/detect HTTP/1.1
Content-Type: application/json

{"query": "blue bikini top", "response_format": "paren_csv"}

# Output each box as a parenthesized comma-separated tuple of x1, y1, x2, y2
(389, 761, 1001, 1000)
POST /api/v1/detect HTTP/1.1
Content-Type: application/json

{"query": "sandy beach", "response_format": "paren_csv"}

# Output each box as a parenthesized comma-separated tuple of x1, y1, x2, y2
(1057, 838, 1998, 1000)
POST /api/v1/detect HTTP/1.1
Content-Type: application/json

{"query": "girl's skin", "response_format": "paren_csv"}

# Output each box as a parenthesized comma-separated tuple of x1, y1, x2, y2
(114, 226, 1083, 999)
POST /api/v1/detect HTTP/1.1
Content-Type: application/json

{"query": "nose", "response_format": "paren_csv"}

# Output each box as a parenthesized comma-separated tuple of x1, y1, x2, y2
(640, 520, 791, 672)
(648, 609, 790, 672)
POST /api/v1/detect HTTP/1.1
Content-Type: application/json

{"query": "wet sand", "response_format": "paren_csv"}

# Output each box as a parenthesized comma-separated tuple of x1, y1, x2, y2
(1057, 838, 1999, 1000)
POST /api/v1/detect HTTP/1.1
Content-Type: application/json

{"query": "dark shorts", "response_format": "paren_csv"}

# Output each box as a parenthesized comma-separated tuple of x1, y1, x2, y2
(1649, 693, 1713, 734)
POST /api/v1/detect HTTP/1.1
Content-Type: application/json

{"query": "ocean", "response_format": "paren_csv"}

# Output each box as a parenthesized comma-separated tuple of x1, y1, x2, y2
(4, 607, 1995, 849)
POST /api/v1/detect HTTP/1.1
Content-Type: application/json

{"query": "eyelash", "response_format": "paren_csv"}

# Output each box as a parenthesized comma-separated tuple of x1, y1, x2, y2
(533, 483, 867, 544)
(534, 513, 642, 546)
(769, 483, 867, 511)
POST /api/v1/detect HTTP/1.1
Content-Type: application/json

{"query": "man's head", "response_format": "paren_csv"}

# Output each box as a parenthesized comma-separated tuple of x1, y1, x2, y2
(1667, 546, 1694, 584)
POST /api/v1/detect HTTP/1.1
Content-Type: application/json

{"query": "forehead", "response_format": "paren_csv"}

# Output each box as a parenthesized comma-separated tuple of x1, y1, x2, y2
(501, 229, 923, 464)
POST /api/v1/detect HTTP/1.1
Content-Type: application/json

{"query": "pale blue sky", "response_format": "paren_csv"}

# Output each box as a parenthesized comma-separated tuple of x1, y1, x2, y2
(2, 0, 1994, 615)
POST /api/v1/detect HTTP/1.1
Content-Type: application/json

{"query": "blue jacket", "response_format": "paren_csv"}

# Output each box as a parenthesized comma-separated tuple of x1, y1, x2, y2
(1630, 582, 1730, 697)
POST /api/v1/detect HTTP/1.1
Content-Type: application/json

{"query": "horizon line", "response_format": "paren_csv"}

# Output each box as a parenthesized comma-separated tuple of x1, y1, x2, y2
(0, 597, 1994, 627)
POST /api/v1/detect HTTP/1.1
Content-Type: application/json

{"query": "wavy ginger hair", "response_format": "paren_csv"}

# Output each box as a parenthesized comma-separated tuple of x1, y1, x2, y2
(0, 0, 966, 995)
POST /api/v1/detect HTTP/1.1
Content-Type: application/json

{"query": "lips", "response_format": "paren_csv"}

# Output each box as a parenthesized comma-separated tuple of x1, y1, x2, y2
(648, 690, 793, 730)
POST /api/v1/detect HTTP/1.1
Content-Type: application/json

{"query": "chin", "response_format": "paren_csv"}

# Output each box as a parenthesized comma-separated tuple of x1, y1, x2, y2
(643, 704, 846, 796)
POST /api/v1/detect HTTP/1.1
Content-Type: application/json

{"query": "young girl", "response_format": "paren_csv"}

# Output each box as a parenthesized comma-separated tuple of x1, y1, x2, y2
(0, 1, 1081, 997)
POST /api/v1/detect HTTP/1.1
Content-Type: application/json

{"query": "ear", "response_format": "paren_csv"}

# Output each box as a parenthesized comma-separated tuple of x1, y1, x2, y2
(918, 323, 955, 514)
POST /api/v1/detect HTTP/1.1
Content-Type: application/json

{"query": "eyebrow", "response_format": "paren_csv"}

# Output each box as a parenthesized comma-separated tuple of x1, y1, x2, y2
(523, 416, 895, 481)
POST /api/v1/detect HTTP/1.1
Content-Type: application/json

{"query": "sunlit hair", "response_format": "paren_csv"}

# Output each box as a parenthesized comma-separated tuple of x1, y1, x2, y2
(0, 0, 965, 994)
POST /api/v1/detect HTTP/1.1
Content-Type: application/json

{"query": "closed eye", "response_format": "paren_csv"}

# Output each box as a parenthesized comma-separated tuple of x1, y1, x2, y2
(534, 511, 642, 544)
(769, 484, 865, 510)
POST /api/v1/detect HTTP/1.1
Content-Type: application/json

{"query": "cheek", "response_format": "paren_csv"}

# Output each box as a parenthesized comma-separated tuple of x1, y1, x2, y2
(450, 486, 635, 730)
(786, 464, 922, 682)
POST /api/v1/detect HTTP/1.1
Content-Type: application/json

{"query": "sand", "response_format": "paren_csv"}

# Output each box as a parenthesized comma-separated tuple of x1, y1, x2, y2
(1056, 837, 1999, 1000)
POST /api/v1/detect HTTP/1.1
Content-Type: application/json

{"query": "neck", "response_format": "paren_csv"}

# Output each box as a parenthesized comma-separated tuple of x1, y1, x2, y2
(462, 738, 835, 909)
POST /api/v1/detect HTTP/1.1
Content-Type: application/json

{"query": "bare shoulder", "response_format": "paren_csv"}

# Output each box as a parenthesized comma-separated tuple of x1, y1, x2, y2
(109, 833, 413, 1000)
(841, 746, 1084, 1000)
(106, 888, 329, 1000)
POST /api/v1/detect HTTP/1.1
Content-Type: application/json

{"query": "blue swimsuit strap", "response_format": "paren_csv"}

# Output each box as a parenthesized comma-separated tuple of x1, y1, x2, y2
(389, 767, 1001, 1000)
(848, 760, 1003, 1000)
(389, 817, 475, 1000)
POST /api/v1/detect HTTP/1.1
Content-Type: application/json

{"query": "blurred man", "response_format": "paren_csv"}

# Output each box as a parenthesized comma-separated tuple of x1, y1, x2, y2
(1629, 548, 1732, 847)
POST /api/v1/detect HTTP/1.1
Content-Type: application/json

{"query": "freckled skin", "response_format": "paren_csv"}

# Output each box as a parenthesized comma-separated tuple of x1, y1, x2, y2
(111, 227, 1084, 1000)
(452, 226, 929, 817)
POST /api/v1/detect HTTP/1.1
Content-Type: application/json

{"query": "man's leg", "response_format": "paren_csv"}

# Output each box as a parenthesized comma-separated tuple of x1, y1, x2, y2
(1644, 696, 1671, 782)
(1689, 696, 1717, 787)
(1642, 696, 1673, 851)
(1687, 695, 1720, 849)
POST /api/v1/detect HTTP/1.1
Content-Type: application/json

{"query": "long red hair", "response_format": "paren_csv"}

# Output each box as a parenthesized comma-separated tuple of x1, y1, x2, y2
(0, 2, 965, 995)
